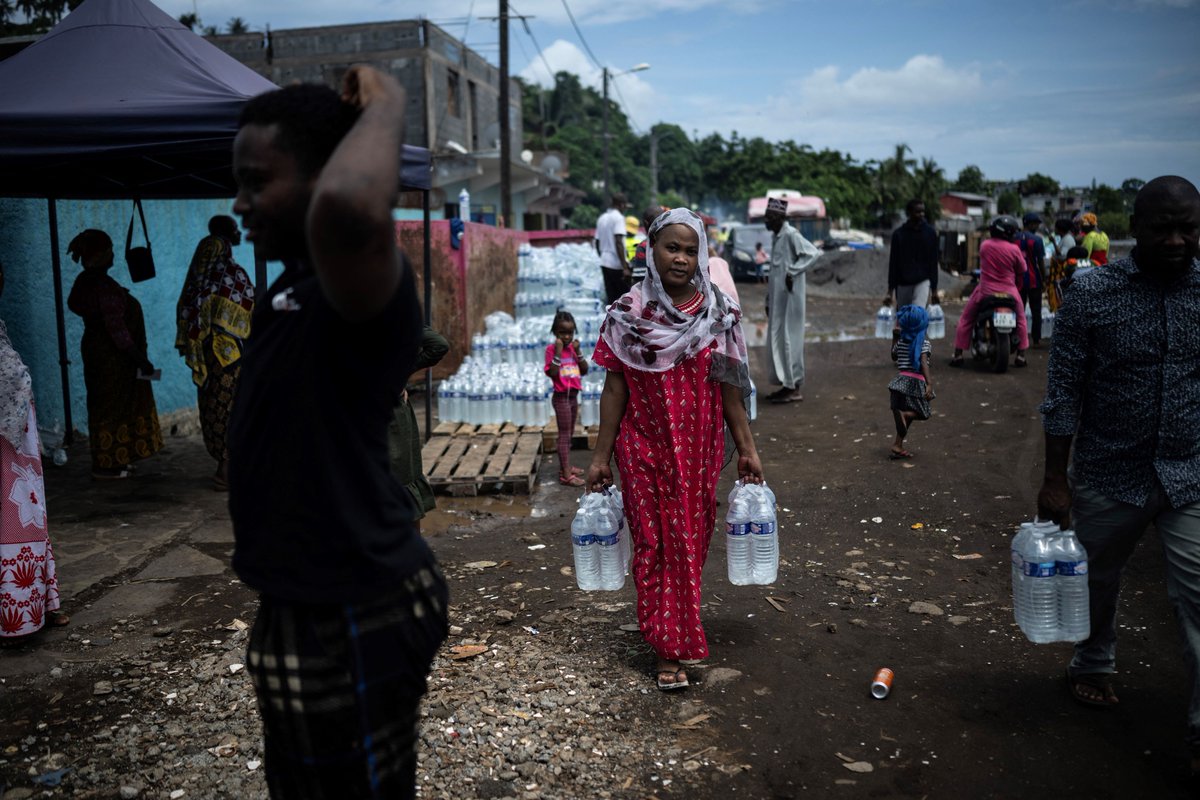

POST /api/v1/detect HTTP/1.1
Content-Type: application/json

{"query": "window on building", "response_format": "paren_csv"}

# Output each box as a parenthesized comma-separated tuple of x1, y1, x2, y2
(447, 69, 461, 118)
(468, 80, 479, 151)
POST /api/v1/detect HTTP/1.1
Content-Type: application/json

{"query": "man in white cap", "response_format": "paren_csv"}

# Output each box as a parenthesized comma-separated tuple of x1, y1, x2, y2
(764, 196, 821, 403)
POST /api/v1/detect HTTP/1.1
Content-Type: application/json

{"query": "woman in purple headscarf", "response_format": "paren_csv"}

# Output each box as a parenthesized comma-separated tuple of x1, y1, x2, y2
(585, 208, 764, 691)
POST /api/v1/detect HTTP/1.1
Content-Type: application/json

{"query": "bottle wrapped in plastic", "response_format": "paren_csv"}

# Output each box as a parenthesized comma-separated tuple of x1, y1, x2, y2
(1013, 518, 1062, 643)
(571, 496, 601, 591)
(928, 303, 945, 339)
(594, 494, 626, 591)
(874, 304, 894, 339)
(605, 486, 630, 574)
(725, 482, 755, 585)
(1053, 527, 1090, 642)
(748, 482, 778, 584)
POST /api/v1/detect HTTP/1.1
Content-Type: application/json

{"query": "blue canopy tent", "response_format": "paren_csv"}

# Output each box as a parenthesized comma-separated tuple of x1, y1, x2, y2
(0, 0, 434, 442)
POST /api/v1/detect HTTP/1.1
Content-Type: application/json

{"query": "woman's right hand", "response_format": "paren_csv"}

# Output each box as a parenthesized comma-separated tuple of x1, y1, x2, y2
(585, 461, 612, 493)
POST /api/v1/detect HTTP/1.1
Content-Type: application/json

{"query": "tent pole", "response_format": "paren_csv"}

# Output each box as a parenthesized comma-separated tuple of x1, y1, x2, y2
(423, 188, 433, 442)
(47, 198, 74, 446)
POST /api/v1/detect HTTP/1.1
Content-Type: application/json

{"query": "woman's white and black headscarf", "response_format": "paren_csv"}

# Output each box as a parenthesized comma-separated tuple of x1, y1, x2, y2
(599, 208, 750, 393)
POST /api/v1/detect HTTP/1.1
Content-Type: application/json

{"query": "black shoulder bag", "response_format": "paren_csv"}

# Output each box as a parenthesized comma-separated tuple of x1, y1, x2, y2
(125, 199, 156, 282)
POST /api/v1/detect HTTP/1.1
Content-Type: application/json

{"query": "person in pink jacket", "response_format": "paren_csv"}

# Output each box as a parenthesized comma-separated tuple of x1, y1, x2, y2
(950, 215, 1030, 368)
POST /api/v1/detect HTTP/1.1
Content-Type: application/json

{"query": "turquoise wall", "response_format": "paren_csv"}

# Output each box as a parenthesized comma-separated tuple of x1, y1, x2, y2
(0, 197, 281, 440)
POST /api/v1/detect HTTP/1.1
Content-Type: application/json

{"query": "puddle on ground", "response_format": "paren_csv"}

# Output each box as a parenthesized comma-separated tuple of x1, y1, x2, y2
(422, 494, 547, 536)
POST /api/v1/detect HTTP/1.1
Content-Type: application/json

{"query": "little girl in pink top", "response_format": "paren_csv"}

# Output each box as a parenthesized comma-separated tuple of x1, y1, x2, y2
(544, 311, 589, 486)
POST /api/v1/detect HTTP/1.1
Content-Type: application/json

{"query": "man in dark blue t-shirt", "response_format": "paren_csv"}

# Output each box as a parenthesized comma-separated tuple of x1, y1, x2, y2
(1016, 212, 1048, 345)
(228, 67, 447, 800)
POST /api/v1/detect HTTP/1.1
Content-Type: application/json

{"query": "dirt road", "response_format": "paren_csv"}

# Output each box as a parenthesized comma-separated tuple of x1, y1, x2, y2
(0, 286, 1192, 799)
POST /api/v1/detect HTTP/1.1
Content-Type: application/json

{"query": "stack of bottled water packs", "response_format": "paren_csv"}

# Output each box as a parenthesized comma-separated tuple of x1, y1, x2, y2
(438, 243, 609, 427)
(725, 480, 778, 585)
(1011, 518, 1090, 643)
(571, 488, 629, 591)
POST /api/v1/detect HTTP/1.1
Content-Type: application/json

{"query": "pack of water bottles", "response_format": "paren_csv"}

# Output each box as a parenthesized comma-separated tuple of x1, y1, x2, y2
(1011, 518, 1090, 643)
(927, 303, 945, 339)
(725, 480, 778, 585)
(571, 488, 630, 591)
(439, 242, 610, 427)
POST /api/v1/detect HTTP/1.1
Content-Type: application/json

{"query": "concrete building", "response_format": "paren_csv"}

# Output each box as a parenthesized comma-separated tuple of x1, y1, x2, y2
(207, 20, 580, 229)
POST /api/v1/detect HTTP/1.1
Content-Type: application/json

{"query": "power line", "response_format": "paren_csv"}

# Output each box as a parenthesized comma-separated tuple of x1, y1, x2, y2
(510, 3, 556, 85)
(558, 0, 602, 70)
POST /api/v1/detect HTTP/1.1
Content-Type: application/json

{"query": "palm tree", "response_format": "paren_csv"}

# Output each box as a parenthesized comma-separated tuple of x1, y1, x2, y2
(912, 157, 946, 221)
(875, 143, 915, 226)
(226, 16, 248, 34)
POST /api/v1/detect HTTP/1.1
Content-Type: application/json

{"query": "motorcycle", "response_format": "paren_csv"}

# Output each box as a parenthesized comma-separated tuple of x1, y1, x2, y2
(969, 292, 1020, 373)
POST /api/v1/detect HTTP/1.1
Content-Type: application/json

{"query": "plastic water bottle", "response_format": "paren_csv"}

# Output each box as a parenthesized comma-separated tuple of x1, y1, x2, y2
(748, 378, 758, 421)
(749, 482, 778, 584)
(1054, 528, 1090, 642)
(594, 498, 626, 591)
(458, 187, 471, 222)
(1016, 521, 1060, 643)
(571, 499, 601, 591)
(1025, 303, 1033, 333)
(606, 487, 630, 574)
(725, 482, 754, 585)
(1010, 520, 1034, 620)
(928, 303, 945, 340)
(1041, 305, 1054, 339)
(874, 304, 894, 339)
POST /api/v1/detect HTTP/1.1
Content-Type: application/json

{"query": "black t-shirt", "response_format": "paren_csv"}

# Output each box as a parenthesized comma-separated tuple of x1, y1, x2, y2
(227, 258, 430, 603)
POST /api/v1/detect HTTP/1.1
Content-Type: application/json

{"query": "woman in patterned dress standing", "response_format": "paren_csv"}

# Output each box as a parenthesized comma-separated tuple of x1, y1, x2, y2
(586, 208, 763, 691)
(0, 260, 65, 638)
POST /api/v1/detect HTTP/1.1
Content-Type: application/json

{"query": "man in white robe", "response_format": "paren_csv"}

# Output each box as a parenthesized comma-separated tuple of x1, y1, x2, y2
(765, 197, 821, 403)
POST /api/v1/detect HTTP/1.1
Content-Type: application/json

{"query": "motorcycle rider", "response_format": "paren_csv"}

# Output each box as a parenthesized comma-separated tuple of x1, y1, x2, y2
(949, 215, 1030, 368)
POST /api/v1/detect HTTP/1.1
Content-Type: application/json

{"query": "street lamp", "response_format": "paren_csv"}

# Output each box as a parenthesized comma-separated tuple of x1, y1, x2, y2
(602, 62, 650, 195)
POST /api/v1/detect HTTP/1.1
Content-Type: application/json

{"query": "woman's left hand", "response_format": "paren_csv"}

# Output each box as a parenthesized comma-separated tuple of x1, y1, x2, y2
(737, 452, 764, 484)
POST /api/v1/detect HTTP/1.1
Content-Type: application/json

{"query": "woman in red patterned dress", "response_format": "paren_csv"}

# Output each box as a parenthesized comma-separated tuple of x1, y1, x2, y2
(0, 261, 65, 639)
(586, 208, 763, 691)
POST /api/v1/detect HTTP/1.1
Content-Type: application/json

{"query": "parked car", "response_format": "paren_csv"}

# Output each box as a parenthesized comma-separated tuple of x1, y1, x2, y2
(726, 223, 772, 281)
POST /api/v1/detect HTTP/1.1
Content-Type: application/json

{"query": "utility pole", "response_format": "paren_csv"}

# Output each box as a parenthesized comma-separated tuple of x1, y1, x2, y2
(649, 129, 659, 203)
(498, 0, 512, 228)
(601, 67, 610, 196)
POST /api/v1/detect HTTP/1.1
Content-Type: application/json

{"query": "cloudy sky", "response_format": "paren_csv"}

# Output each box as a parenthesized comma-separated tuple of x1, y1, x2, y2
(156, 0, 1200, 188)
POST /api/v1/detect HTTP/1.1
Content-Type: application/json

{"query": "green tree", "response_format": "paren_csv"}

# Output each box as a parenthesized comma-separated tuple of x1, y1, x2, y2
(1097, 211, 1130, 239)
(874, 143, 915, 225)
(179, 12, 199, 31)
(226, 17, 249, 34)
(952, 165, 988, 194)
(997, 189, 1021, 215)
(1020, 172, 1059, 196)
(912, 157, 947, 222)
(1093, 184, 1125, 215)
(1120, 177, 1145, 204)
(0, 0, 81, 36)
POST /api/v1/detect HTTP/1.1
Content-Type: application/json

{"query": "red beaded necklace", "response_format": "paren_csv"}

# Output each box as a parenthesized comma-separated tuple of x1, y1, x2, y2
(673, 290, 703, 316)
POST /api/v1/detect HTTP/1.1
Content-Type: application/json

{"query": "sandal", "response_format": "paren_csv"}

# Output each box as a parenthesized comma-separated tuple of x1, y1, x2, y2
(889, 449, 913, 460)
(948, 356, 964, 368)
(211, 475, 229, 492)
(559, 475, 585, 487)
(46, 610, 70, 627)
(656, 668, 689, 691)
(1014, 356, 1028, 368)
(1066, 669, 1119, 707)
(569, 466, 584, 476)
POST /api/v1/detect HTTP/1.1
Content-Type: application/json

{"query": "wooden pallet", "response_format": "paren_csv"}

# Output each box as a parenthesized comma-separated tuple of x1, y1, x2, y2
(422, 432, 542, 496)
(541, 422, 599, 453)
(431, 421, 543, 437)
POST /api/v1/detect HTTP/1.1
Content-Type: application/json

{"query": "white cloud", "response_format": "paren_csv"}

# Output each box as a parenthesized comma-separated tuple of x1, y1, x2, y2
(797, 55, 982, 114)
(158, 0, 773, 31)
(519, 39, 659, 131)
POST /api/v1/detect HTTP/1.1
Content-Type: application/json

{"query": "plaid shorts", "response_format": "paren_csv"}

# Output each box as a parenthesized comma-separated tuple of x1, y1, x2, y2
(247, 563, 449, 800)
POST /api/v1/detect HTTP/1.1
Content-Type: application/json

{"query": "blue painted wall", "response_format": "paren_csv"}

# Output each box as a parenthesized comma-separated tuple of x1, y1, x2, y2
(0, 197, 281, 439)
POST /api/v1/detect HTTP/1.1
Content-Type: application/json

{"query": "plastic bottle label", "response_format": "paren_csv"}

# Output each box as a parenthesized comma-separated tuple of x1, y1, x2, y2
(572, 533, 595, 546)
(1022, 561, 1056, 578)
(726, 522, 750, 536)
(594, 532, 620, 547)
(750, 521, 776, 535)
(1056, 560, 1089, 576)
